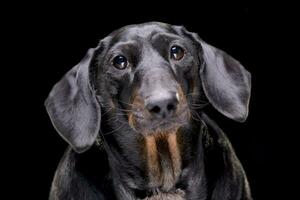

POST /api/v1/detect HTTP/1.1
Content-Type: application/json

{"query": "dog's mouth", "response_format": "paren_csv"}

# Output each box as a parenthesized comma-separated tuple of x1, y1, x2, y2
(128, 106, 190, 135)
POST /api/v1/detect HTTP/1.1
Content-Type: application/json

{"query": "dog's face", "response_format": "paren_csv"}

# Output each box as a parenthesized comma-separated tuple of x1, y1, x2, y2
(96, 23, 202, 135)
(45, 22, 251, 153)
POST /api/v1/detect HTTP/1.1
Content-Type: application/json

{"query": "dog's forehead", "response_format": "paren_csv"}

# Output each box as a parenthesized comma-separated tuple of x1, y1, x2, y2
(110, 23, 175, 42)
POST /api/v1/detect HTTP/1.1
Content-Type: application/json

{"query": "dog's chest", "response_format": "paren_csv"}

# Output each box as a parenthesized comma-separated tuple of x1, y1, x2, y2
(142, 132, 185, 199)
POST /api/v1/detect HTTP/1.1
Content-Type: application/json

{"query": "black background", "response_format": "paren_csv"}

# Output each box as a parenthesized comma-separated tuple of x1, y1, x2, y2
(5, 2, 297, 199)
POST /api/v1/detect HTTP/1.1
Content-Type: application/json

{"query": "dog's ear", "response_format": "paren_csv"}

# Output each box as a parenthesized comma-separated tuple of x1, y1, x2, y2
(45, 46, 102, 153)
(174, 26, 251, 122)
(198, 39, 251, 122)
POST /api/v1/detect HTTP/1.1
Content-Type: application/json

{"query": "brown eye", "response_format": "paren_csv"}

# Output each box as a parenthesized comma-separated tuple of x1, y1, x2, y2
(113, 55, 128, 70)
(170, 45, 184, 60)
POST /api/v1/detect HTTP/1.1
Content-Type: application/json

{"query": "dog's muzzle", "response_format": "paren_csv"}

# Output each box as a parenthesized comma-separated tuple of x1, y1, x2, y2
(128, 86, 190, 135)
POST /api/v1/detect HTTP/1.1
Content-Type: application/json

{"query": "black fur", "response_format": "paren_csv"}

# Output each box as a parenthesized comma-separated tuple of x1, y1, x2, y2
(45, 22, 252, 200)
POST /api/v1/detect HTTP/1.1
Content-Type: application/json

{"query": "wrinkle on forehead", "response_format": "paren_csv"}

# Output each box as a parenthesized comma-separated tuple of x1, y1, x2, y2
(114, 23, 172, 42)
(109, 40, 139, 51)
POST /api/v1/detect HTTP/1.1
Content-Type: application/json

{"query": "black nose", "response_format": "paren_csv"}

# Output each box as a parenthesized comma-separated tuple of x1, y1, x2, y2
(146, 92, 179, 118)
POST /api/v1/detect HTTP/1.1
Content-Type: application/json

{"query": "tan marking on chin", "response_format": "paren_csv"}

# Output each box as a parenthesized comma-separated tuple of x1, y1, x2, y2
(145, 135, 161, 188)
(167, 132, 182, 181)
(144, 128, 183, 191)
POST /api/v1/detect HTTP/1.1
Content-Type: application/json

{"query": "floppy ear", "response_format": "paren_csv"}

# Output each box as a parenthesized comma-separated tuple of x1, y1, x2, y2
(198, 39, 251, 122)
(174, 26, 251, 122)
(45, 47, 101, 153)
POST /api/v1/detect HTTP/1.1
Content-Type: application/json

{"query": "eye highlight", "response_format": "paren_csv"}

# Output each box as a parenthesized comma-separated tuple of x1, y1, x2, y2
(112, 55, 128, 70)
(170, 45, 185, 60)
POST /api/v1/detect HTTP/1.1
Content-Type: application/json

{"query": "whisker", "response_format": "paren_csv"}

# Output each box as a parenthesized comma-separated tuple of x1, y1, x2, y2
(103, 123, 127, 136)
(185, 92, 201, 96)
(114, 112, 128, 116)
(190, 103, 209, 108)
(104, 114, 122, 123)
(190, 110, 203, 122)
(101, 106, 114, 117)
(114, 107, 137, 113)
(191, 103, 208, 106)
(117, 100, 135, 107)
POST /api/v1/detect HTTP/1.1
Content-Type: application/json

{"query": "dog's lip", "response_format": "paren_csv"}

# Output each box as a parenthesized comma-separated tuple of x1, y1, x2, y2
(132, 105, 189, 119)
(134, 112, 189, 131)
(132, 106, 189, 121)
(155, 122, 179, 131)
(153, 120, 173, 128)
(128, 105, 190, 132)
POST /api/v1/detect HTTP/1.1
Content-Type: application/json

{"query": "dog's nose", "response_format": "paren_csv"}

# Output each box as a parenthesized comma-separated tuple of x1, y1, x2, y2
(146, 92, 179, 118)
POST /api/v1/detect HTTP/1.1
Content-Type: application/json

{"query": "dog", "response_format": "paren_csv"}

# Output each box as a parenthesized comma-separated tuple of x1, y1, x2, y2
(45, 22, 252, 200)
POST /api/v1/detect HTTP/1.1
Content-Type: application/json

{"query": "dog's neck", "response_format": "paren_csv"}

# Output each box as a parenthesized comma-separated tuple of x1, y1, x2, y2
(102, 129, 184, 189)
(101, 118, 204, 198)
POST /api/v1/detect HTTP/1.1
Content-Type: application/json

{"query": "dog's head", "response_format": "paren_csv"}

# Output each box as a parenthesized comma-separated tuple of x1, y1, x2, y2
(45, 22, 251, 153)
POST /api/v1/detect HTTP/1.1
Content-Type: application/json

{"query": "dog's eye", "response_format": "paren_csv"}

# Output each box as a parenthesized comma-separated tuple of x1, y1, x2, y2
(113, 55, 128, 70)
(170, 46, 184, 60)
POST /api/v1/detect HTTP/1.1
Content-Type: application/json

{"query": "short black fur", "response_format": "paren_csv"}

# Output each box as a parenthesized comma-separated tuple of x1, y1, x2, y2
(45, 22, 252, 200)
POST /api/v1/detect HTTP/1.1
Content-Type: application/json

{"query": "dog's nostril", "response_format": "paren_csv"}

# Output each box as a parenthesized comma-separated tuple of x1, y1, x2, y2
(167, 103, 175, 111)
(150, 105, 161, 114)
